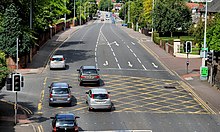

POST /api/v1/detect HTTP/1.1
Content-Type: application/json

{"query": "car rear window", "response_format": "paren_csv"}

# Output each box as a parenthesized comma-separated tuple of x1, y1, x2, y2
(52, 83, 68, 88)
(56, 120, 74, 127)
(52, 58, 63, 61)
(52, 88, 69, 94)
(83, 69, 97, 74)
(93, 94, 108, 99)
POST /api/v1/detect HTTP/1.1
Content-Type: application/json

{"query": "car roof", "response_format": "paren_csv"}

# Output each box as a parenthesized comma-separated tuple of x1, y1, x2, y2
(56, 113, 75, 120)
(52, 55, 64, 58)
(91, 88, 108, 94)
(51, 82, 69, 88)
(82, 66, 96, 69)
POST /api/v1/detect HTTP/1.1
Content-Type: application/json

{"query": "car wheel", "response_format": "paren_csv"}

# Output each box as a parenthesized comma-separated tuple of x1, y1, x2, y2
(49, 103, 52, 106)
(88, 107, 92, 111)
(96, 80, 100, 86)
(79, 82, 83, 86)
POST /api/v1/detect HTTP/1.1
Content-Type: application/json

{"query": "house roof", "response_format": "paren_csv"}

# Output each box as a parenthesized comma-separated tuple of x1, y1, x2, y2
(186, 2, 204, 10)
(207, 0, 220, 13)
(199, 0, 220, 13)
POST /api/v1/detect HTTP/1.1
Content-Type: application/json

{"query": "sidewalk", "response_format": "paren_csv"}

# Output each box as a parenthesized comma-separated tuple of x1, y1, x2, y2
(118, 25, 220, 114)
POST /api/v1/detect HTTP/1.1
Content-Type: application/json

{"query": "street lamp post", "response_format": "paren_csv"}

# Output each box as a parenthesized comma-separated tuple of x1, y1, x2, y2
(128, 0, 130, 23)
(151, 0, 154, 42)
(80, 0, 81, 25)
(64, 1, 66, 30)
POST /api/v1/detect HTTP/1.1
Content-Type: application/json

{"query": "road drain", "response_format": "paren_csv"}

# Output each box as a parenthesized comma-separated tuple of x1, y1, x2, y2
(164, 86, 176, 90)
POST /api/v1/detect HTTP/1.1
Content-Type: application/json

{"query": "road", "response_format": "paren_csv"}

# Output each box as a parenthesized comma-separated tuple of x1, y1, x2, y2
(4, 12, 220, 132)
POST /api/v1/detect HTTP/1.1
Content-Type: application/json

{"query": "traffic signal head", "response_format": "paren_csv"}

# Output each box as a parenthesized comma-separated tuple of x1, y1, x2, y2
(12, 74, 22, 91)
(207, 51, 214, 63)
(185, 41, 192, 53)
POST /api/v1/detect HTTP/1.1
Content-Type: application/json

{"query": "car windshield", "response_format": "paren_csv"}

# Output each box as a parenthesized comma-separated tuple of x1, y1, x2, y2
(56, 120, 74, 127)
(94, 94, 108, 99)
(83, 69, 97, 74)
(52, 88, 69, 94)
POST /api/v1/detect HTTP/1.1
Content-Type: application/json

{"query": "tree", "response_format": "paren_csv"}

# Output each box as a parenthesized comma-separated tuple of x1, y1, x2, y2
(0, 51, 9, 89)
(99, 0, 113, 11)
(207, 13, 220, 51)
(153, 0, 192, 37)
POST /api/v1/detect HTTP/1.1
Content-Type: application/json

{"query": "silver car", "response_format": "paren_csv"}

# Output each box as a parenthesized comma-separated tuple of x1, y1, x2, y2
(77, 66, 100, 86)
(85, 88, 112, 111)
(48, 82, 72, 106)
(49, 55, 66, 69)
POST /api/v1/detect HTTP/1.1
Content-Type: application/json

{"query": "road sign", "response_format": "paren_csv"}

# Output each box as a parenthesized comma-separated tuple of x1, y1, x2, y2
(191, 0, 213, 2)
(200, 66, 208, 77)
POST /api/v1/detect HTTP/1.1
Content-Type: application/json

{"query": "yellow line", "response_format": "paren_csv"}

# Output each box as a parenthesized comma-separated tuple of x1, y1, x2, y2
(37, 126, 41, 132)
(40, 125, 44, 132)
(38, 77, 47, 112)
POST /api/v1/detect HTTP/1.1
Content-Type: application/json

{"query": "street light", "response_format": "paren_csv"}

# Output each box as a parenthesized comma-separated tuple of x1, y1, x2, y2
(151, 0, 154, 42)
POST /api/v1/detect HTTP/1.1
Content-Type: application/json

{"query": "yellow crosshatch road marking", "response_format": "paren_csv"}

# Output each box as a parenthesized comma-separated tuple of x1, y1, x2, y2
(44, 74, 210, 114)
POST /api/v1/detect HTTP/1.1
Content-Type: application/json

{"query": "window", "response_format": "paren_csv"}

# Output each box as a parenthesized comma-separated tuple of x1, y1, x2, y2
(52, 88, 69, 94)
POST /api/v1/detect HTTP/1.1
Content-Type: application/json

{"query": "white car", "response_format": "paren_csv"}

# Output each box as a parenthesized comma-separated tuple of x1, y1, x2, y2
(85, 88, 112, 111)
(49, 55, 66, 70)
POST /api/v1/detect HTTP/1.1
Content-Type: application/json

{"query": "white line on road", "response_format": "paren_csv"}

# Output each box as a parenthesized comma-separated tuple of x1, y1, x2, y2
(115, 57, 118, 62)
(118, 63, 121, 69)
(142, 64, 147, 70)
(127, 45, 130, 49)
(95, 57, 97, 62)
(131, 42, 136, 45)
(111, 48, 113, 52)
(113, 52, 115, 56)
(137, 58, 141, 63)
(152, 62, 158, 68)
(130, 49, 133, 53)
(133, 53, 137, 57)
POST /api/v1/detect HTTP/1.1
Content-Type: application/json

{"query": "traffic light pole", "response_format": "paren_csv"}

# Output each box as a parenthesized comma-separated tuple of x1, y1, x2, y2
(186, 53, 189, 74)
(16, 38, 19, 70)
(14, 92, 17, 125)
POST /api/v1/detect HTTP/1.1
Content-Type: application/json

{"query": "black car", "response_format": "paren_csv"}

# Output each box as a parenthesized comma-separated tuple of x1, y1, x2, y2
(77, 66, 100, 86)
(51, 113, 80, 132)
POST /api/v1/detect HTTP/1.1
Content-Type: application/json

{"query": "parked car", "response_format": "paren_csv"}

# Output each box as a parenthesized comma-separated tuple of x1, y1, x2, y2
(101, 18, 104, 21)
(49, 55, 66, 70)
(77, 66, 101, 86)
(85, 88, 112, 111)
(48, 82, 72, 106)
(51, 113, 80, 132)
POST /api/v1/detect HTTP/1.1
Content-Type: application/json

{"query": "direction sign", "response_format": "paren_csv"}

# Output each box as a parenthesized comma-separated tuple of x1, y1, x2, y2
(191, 0, 213, 2)
(200, 66, 208, 77)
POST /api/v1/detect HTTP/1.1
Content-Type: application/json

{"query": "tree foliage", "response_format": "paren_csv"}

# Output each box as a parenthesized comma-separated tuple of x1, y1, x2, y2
(0, 51, 9, 89)
(99, 0, 113, 11)
(153, 0, 192, 37)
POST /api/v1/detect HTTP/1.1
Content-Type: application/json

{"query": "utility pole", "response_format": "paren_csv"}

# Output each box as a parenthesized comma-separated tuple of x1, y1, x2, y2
(30, 0, 33, 29)
(64, 1, 66, 30)
(80, 0, 81, 25)
(151, 0, 154, 42)
(74, 0, 76, 18)
(128, 0, 130, 23)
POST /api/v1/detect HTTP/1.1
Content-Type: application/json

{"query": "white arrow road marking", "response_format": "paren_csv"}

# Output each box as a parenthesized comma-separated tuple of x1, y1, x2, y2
(115, 41, 119, 46)
(103, 61, 108, 66)
(128, 61, 133, 67)
(131, 42, 136, 45)
(152, 63, 158, 68)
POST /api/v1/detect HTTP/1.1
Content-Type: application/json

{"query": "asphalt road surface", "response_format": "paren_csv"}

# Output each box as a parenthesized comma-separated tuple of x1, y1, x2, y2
(8, 12, 220, 132)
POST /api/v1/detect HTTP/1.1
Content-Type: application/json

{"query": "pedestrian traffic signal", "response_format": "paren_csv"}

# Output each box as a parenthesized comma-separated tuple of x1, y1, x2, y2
(184, 41, 192, 53)
(18, 35, 22, 46)
(207, 51, 214, 63)
(12, 73, 23, 91)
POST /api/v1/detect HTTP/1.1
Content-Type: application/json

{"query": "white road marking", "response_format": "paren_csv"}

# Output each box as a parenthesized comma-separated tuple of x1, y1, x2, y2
(111, 48, 113, 52)
(115, 57, 118, 62)
(103, 61, 108, 66)
(95, 57, 97, 62)
(115, 41, 119, 46)
(142, 64, 147, 70)
(113, 52, 115, 56)
(128, 61, 133, 67)
(131, 42, 136, 45)
(137, 58, 141, 63)
(118, 63, 121, 69)
(127, 45, 130, 49)
(152, 62, 158, 68)
(130, 49, 133, 53)
(133, 53, 137, 57)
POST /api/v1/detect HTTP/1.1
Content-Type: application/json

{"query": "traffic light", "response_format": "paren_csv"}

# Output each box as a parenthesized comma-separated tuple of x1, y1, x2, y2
(207, 51, 214, 63)
(6, 77, 12, 91)
(184, 41, 192, 53)
(18, 35, 22, 46)
(12, 73, 23, 91)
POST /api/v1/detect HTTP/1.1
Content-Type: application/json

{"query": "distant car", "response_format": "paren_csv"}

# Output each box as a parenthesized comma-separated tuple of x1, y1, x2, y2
(106, 17, 110, 20)
(51, 113, 80, 132)
(122, 23, 128, 27)
(77, 66, 100, 86)
(85, 88, 112, 111)
(49, 55, 66, 70)
(48, 82, 72, 106)
(101, 18, 104, 21)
